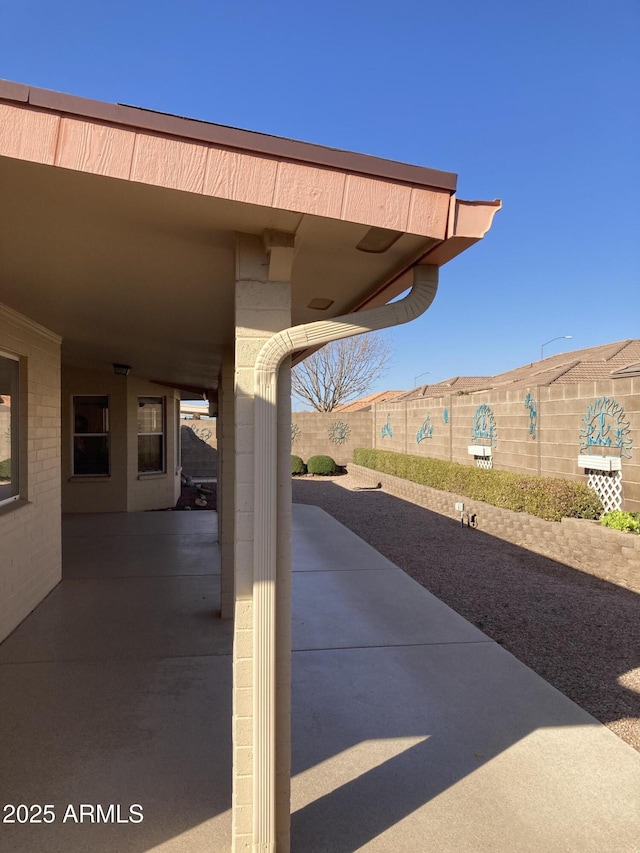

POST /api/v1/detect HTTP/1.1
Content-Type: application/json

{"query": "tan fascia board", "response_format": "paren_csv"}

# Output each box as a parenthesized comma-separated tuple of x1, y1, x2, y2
(0, 79, 457, 192)
(348, 198, 501, 311)
(417, 197, 502, 267)
(0, 93, 457, 243)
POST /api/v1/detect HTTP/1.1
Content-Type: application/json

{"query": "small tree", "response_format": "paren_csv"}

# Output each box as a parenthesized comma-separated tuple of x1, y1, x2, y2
(292, 333, 393, 412)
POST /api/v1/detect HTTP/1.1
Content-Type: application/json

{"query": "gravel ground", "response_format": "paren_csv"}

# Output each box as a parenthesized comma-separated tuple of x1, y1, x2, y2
(293, 473, 640, 752)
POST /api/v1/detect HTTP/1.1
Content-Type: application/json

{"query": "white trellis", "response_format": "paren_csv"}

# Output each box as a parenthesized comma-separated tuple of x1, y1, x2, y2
(586, 469, 622, 513)
(476, 456, 493, 469)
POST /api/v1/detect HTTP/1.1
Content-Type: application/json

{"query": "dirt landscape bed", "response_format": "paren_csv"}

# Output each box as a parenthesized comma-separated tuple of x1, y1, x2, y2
(292, 474, 640, 752)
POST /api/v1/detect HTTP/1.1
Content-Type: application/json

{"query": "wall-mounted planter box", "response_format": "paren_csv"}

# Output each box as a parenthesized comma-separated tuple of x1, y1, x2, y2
(468, 445, 492, 457)
(578, 454, 622, 472)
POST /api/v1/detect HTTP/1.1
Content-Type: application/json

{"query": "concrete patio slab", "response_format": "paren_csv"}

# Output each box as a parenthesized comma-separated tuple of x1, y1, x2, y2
(62, 511, 217, 539)
(0, 575, 230, 664)
(2, 505, 640, 852)
(64, 533, 220, 579)
(292, 568, 489, 650)
(0, 657, 232, 853)
(291, 643, 640, 852)
(292, 519, 396, 572)
(289, 506, 640, 852)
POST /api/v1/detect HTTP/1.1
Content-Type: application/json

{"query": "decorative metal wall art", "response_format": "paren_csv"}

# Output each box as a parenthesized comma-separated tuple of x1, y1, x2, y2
(381, 414, 393, 439)
(189, 424, 213, 442)
(416, 416, 434, 443)
(443, 408, 449, 424)
(524, 393, 537, 439)
(328, 421, 351, 445)
(579, 396, 632, 458)
(472, 404, 497, 447)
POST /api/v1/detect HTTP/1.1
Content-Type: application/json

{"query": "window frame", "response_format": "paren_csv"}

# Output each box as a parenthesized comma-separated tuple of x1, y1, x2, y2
(72, 395, 111, 477)
(0, 350, 20, 507)
(137, 396, 166, 475)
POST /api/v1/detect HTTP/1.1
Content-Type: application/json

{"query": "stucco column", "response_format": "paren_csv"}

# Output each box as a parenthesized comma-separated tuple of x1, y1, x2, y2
(218, 350, 235, 619)
(232, 233, 293, 853)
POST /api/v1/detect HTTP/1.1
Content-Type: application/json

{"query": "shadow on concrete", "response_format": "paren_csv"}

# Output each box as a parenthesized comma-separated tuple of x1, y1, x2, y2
(0, 512, 232, 853)
(290, 481, 640, 850)
(292, 477, 640, 735)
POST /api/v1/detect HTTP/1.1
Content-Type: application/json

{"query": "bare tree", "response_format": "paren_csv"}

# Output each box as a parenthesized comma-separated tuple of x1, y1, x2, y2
(291, 333, 393, 412)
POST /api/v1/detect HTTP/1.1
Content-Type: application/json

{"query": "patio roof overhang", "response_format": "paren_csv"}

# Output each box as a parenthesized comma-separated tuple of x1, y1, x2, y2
(0, 80, 500, 394)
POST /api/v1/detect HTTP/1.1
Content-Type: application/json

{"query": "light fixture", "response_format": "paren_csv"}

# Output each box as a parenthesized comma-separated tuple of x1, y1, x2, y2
(414, 370, 430, 386)
(356, 227, 403, 253)
(540, 336, 572, 361)
(307, 298, 335, 311)
(113, 363, 131, 376)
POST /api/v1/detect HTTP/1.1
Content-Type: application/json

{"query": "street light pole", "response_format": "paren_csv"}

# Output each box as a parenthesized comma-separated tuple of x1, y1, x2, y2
(414, 370, 430, 386)
(540, 335, 573, 361)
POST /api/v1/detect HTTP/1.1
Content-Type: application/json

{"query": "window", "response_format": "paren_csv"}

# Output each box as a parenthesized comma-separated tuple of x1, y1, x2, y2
(0, 352, 19, 505)
(73, 396, 110, 476)
(138, 397, 165, 473)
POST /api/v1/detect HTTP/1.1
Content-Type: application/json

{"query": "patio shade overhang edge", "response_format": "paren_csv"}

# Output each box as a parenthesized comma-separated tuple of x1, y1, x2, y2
(0, 78, 458, 192)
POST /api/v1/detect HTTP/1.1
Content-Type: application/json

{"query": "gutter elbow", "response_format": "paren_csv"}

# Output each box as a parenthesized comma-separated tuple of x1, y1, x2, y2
(256, 264, 439, 382)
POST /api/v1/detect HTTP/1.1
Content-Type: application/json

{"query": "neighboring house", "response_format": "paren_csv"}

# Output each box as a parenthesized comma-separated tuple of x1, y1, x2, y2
(395, 339, 640, 399)
(333, 390, 404, 412)
(0, 79, 499, 852)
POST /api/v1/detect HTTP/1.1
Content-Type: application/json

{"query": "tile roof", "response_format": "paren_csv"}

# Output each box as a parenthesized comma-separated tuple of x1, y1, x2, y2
(384, 340, 640, 403)
(333, 391, 404, 412)
(490, 340, 640, 388)
(392, 377, 492, 401)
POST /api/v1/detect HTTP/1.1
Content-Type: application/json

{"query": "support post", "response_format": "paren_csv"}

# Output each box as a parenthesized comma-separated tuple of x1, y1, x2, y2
(219, 350, 235, 619)
(232, 233, 293, 853)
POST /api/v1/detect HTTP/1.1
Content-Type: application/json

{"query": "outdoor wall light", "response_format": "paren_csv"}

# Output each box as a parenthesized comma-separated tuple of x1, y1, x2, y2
(113, 363, 131, 376)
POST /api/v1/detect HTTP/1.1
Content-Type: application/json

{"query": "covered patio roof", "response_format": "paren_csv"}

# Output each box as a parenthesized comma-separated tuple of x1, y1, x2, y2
(0, 80, 499, 394)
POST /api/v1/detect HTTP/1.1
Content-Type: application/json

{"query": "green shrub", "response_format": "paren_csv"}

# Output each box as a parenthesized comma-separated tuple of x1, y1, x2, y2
(307, 454, 337, 476)
(600, 510, 640, 533)
(353, 448, 603, 522)
(291, 455, 307, 476)
(0, 458, 10, 479)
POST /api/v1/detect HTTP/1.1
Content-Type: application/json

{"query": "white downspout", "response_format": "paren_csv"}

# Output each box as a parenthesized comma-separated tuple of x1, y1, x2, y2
(251, 263, 438, 852)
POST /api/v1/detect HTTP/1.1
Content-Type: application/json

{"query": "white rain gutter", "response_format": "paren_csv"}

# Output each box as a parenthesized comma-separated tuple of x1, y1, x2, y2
(251, 263, 439, 851)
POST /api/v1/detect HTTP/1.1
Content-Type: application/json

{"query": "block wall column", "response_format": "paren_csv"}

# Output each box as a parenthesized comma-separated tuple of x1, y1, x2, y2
(219, 350, 236, 619)
(232, 233, 292, 853)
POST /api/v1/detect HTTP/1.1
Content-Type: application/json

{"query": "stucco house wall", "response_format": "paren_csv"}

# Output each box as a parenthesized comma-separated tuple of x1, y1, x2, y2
(62, 366, 182, 513)
(0, 304, 61, 644)
(126, 379, 182, 512)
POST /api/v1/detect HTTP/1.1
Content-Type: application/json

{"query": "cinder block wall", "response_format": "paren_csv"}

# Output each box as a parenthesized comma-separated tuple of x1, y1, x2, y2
(290, 378, 639, 510)
(370, 379, 639, 512)
(0, 305, 62, 643)
(179, 418, 218, 478)
(290, 410, 373, 465)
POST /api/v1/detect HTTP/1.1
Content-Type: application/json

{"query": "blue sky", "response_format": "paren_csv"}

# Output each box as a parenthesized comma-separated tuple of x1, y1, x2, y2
(3, 1, 639, 391)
